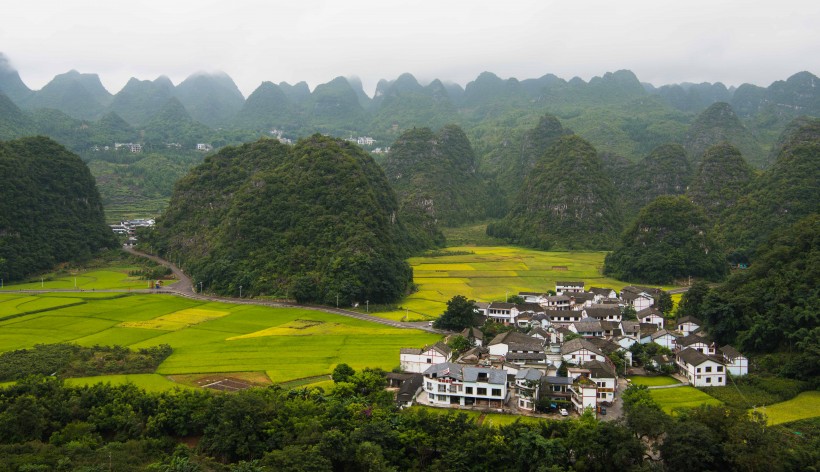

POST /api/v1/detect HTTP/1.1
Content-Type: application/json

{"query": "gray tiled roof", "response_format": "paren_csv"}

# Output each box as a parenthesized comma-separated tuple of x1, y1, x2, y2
(516, 368, 544, 381)
(423, 362, 463, 380)
(462, 367, 507, 384)
(561, 337, 605, 356)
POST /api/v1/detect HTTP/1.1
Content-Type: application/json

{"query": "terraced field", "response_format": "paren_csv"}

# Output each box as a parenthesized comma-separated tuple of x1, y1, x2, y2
(0, 293, 439, 388)
(376, 246, 658, 321)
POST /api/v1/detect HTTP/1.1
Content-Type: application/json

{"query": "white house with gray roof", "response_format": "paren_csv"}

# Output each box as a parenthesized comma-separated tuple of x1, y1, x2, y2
(422, 363, 508, 408)
(676, 348, 726, 387)
(400, 342, 452, 373)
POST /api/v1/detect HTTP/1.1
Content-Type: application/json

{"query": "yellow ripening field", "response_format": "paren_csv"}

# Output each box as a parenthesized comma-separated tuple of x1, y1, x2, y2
(375, 245, 665, 321)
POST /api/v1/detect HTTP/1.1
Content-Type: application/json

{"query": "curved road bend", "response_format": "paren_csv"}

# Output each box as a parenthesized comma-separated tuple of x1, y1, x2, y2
(123, 246, 443, 334)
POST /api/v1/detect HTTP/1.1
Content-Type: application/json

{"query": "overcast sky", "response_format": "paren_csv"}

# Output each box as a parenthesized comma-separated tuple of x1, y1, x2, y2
(3, 0, 818, 97)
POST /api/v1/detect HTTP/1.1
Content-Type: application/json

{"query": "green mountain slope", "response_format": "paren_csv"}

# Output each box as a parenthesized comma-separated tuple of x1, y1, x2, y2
(604, 195, 728, 284)
(174, 72, 245, 128)
(0, 136, 117, 280)
(688, 143, 754, 221)
(488, 135, 622, 250)
(22, 70, 112, 120)
(108, 76, 175, 126)
(716, 118, 820, 263)
(684, 102, 766, 168)
(382, 124, 487, 227)
(151, 136, 415, 304)
(628, 143, 692, 216)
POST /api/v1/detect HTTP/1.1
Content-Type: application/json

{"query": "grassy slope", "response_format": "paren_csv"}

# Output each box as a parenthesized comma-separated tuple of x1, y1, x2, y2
(760, 391, 820, 425)
(0, 294, 439, 384)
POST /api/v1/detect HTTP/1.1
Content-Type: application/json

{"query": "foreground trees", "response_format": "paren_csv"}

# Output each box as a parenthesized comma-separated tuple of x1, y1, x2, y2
(0, 377, 816, 471)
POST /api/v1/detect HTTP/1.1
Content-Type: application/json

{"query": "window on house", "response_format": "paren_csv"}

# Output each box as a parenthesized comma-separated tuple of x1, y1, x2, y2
(591, 355, 597, 360)
(717, 366, 723, 372)
(477, 388, 487, 395)
(426, 382, 432, 390)
(466, 387, 473, 394)
(438, 385, 446, 392)
(696, 367, 701, 373)
(718, 377, 722, 383)
(706, 377, 712, 383)
(705, 366, 712, 373)
(427, 358, 432, 363)
(492, 388, 502, 397)
(571, 355, 576, 359)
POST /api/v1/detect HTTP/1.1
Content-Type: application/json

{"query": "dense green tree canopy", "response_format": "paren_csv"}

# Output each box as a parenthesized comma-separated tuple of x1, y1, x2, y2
(382, 124, 489, 227)
(489, 135, 623, 250)
(701, 214, 819, 381)
(716, 118, 820, 263)
(688, 142, 754, 221)
(151, 135, 420, 305)
(0, 136, 117, 280)
(604, 195, 728, 284)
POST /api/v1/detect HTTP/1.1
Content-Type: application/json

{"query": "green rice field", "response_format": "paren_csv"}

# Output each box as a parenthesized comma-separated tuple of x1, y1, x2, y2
(375, 246, 664, 321)
(650, 386, 722, 414)
(758, 391, 820, 425)
(0, 293, 440, 389)
(64, 374, 193, 393)
(0, 268, 158, 291)
(628, 376, 681, 387)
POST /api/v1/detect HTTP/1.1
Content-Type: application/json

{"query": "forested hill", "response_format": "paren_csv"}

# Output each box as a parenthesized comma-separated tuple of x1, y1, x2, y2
(0, 136, 117, 280)
(149, 136, 418, 305)
(715, 117, 820, 263)
(488, 135, 622, 250)
(382, 125, 489, 227)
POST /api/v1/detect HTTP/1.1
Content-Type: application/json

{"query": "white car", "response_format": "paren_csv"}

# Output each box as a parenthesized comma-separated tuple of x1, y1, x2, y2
(559, 408, 569, 416)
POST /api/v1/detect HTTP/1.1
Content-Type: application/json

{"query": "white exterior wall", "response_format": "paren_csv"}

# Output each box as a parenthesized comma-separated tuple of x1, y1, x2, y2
(682, 360, 727, 387)
(726, 357, 748, 376)
(633, 296, 654, 312)
(423, 377, 508, 406)
(592, 377, 616, 403)
(401, 349, 448, 373)
(677, 321, 700, 335)
(653, 334, 677, 350)
(570, 385, 598, 416)
(488, 343, 509, 357)
(562, 349, 604, 365)
(641, 314, 664, 329)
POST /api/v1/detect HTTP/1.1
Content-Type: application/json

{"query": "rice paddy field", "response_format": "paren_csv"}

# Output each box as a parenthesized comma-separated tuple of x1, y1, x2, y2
(0, 268, 155, 291)
(0, 293, 439, 389)
(375, 246, 659, 321)
(758, 391, 820, 426)
(627, 376, 681, 387)
(649, 386, 723, 414)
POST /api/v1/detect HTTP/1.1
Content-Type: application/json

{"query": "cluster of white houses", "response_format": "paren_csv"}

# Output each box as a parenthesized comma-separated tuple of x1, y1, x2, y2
(396, 281, 748, 415)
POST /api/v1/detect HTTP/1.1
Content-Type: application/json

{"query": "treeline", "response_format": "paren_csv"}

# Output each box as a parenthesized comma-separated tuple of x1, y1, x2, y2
(0, 376, 816, 471)
(0, 344, 172, 381)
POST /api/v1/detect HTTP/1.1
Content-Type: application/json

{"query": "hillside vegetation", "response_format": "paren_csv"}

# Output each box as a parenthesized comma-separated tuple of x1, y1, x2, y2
(0, 136, 116, 280)
(151, 136, 420, 305)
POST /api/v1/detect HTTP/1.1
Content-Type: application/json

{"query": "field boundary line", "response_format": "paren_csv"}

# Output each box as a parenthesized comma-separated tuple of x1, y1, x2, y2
(0, 301, 88, 322)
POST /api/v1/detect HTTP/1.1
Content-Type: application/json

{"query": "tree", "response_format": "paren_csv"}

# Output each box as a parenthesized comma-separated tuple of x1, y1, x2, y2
(447, 335, 472, 355)
(622, 306, 637, 320)
(507, 295, 525, 304)
(433, 295, 477, 331)
(331, 363, 355, 383)
(656, 290, 674, 315)
(675, 281, 710, 320)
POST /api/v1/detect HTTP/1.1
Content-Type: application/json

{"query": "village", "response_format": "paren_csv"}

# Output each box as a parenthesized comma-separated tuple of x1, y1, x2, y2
(393, 281, 748, 419)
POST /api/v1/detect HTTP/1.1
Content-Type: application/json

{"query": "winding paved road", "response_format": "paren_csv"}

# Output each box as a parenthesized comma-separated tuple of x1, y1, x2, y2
(123, 246, 443, 334)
